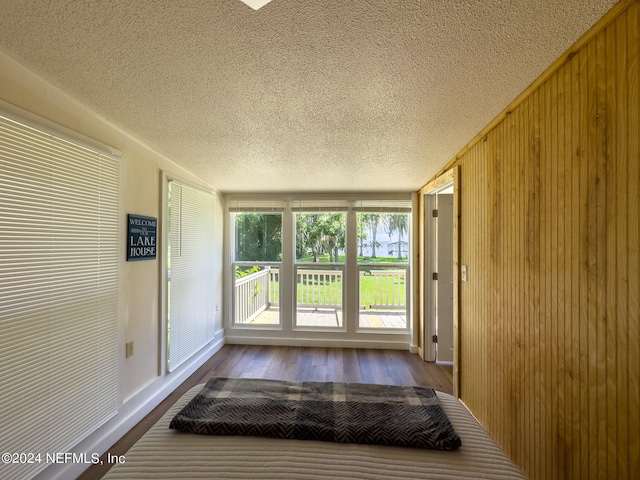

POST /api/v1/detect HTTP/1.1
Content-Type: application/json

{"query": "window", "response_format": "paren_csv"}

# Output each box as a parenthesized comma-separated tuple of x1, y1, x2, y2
(227, 196, 412, 339)
(295, 211, 346, 328)
(355, 205, 411, 330)
(167, 180, 216, 371)
(232, 212, 282, 326)
(0, 109, 120, 480)
(235, 212, 282, 262)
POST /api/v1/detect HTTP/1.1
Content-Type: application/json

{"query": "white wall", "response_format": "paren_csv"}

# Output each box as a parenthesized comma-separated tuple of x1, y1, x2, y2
(0, 51, 225, 478)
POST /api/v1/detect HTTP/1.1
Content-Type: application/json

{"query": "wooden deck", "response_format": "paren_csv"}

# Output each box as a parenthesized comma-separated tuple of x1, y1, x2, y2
(249, 307, 406, 329)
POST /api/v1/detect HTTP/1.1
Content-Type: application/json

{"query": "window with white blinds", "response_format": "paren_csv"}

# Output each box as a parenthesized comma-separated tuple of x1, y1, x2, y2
(290, 199, 350, 212)
(227, 198, 285, 212)
(0, 111, 120, 480)
(167, 180, 216, 372)
(351, 199, 412, 213)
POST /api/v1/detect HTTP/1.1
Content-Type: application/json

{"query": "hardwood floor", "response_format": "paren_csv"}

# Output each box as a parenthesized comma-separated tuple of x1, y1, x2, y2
(78, 345, 453, 480)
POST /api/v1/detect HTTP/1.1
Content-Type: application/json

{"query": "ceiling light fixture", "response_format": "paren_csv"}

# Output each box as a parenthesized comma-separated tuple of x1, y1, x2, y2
(239, 0, 273, 10)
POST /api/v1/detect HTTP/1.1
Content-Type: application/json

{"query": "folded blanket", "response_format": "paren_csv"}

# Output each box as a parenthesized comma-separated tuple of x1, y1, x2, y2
(169, 377, 461, 450)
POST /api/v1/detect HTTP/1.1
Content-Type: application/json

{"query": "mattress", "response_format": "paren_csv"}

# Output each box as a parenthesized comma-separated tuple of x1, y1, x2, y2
(103, 384, 524, 480)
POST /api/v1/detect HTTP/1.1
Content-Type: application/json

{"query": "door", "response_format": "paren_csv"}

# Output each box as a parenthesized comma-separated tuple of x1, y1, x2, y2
(436, 193, 454, 363)
(421, 167, 459, 393)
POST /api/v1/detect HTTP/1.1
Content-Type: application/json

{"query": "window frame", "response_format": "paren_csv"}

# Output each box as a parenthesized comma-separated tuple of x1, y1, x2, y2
(225, 194, 414, 345)
(230, 211, 284, 329)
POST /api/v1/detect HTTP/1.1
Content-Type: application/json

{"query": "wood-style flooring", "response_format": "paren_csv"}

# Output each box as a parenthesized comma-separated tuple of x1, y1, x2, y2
(78, 344, 453, 480)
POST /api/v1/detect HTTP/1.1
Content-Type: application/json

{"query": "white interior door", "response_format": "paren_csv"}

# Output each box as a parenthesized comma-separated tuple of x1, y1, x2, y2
(436, 193, 454, 363)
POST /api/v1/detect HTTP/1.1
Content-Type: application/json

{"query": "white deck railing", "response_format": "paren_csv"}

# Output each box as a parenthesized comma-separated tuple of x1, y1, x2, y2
(296, 269, 343, 309)
(269, 268, 279, 305)
(234, 266, 406, 323)
(234, 267, 271, 324)
(362, 269, 406, 309)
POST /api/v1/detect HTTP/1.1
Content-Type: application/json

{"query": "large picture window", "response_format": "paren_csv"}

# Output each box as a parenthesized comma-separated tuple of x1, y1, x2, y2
(227, 196, 412, 340)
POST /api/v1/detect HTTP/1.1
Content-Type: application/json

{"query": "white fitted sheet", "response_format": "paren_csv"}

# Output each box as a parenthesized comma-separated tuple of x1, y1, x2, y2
(103, 385, 524, 479)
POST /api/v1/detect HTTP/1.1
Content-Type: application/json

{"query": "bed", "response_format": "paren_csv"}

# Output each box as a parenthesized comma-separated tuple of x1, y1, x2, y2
(103, 382, 525, 479)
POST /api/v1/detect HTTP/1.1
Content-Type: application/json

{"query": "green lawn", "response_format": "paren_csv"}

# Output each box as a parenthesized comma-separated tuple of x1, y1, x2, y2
(269, 268, 405, 308)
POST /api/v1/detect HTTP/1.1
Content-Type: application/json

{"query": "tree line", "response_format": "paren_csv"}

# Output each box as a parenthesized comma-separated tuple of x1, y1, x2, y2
(234, 212, 409, 262)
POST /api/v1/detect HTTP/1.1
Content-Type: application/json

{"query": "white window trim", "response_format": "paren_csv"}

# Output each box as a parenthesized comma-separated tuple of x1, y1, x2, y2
(225, 194, 416, 349)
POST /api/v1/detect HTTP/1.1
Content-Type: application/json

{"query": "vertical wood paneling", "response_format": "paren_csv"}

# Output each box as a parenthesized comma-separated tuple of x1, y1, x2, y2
(586, 33, 599, 478)
(540, 76, 549, 480)
(595, 31, 608, 480)
(505, 114, 514, 455)
(577, 42, 591, 480)
(558, 58, 571, 478)
(531, 88, 542, 480)
(447, 2, 640, 478)
(487, 123, 499, 434)
(547, 70, 559, 480)
(517, 89, 526, 470)
(614, 11, 630, 479)
(571, 47, 585, 478)
(627, 5, 640, 478)
(604, 20, 619, 480)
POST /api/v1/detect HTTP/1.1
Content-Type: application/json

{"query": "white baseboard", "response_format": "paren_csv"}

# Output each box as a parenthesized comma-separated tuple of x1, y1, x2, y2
(436, 360, 454, 366)
(224, 335, 409, 351)
(35, 335, 224, 480)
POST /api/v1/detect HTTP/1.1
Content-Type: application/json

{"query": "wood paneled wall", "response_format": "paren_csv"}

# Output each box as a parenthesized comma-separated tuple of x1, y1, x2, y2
(439, 2, 639, 478)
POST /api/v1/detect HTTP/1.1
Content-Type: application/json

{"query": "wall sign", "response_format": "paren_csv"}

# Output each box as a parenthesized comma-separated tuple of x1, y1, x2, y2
(127, 214, 157, 261)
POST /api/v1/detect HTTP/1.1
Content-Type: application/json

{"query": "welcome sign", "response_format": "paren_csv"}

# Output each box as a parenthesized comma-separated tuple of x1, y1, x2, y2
(127, 214, 157, 261)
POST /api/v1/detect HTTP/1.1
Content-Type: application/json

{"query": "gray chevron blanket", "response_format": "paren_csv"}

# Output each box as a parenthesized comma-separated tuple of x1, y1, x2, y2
(169, 377, 461, 450)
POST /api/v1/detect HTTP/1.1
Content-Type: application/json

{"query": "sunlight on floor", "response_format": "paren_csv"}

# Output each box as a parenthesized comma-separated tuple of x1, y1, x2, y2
(248, 307, 406, 329)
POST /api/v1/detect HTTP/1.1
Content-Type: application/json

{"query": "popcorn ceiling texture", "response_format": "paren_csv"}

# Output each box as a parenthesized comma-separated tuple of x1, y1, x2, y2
(0, 0, 616, 192)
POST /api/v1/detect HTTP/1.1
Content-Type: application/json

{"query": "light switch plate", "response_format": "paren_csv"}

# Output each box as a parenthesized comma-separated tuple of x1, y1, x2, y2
(461, 265, 468, 282)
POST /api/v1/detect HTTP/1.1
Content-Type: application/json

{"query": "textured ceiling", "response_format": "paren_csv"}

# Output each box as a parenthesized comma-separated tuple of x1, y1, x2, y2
(0, 0, 616, 193)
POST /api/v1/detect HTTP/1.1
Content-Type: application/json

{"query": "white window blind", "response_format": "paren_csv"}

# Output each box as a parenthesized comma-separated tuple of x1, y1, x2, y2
(351, 199, 412, 212)
(0, 112, 120, 480)
(227, 199, 285, 212)
(291, 199, 350, 212)
(168, 180, 216, 372)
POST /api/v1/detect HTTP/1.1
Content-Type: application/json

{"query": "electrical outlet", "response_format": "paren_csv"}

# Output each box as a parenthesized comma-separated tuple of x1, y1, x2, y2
(125, 341, 134, 358)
